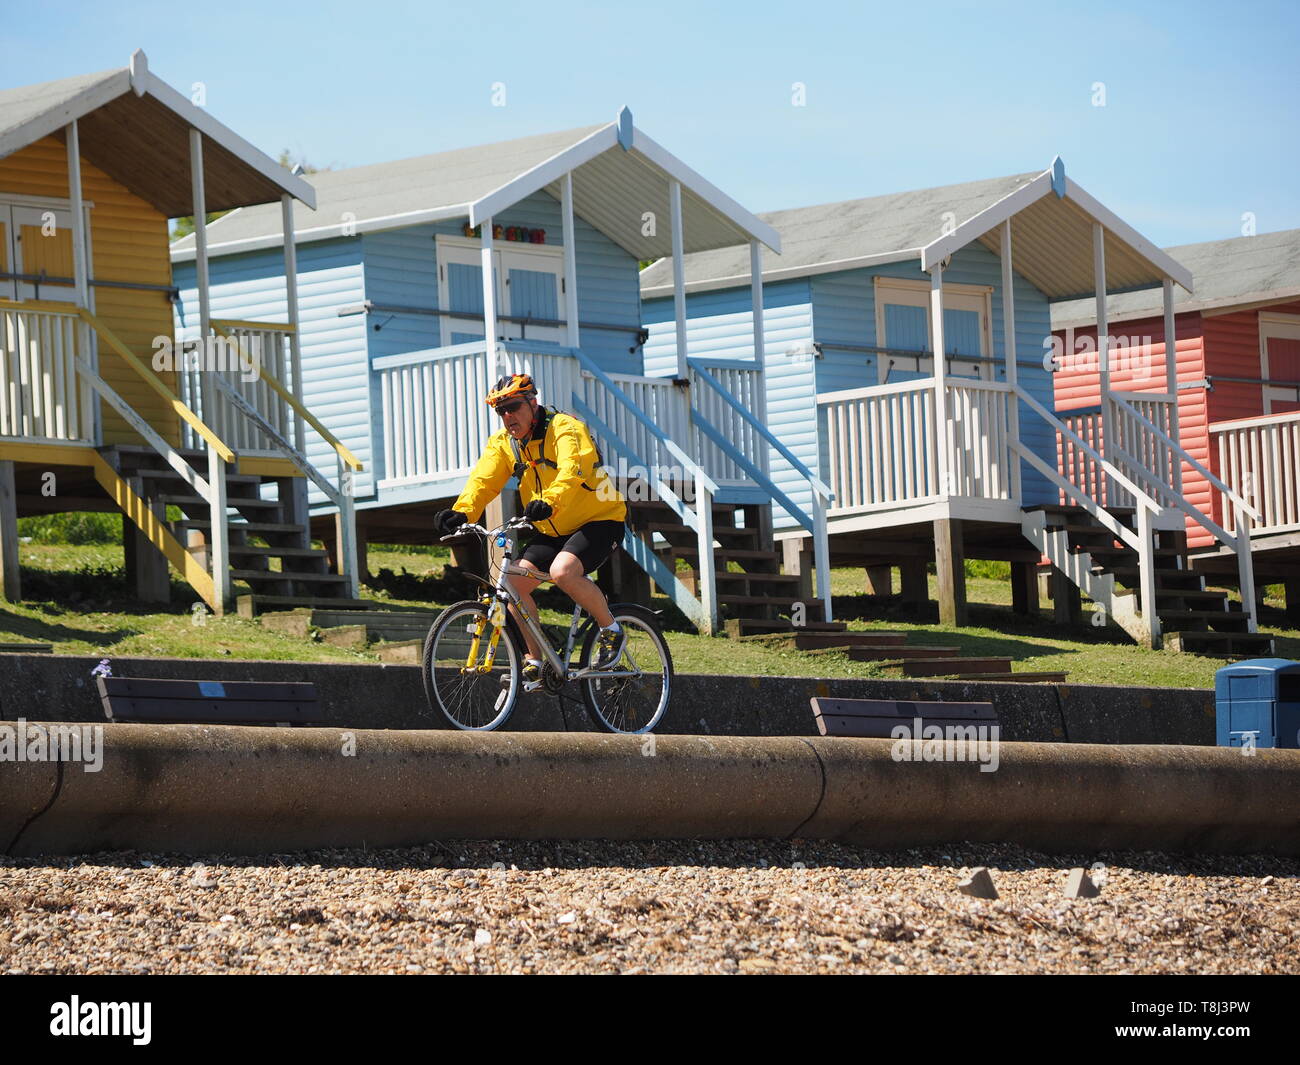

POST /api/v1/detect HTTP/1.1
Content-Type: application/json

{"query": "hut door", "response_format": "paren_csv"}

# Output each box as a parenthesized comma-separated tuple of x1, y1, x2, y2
(1260, 313, 1300, 414)
(499, 248, 564, 346)
(875, 280, 991, 384)
(9, 205, 78, 304)
(437, 239, 501, 346)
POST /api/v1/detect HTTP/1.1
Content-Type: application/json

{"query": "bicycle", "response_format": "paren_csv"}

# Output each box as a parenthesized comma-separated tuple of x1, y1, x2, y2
(422, 516, 674, 733)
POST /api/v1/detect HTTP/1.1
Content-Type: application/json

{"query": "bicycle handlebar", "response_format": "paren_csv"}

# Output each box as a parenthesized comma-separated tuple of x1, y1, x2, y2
(440, 516, 535, 544)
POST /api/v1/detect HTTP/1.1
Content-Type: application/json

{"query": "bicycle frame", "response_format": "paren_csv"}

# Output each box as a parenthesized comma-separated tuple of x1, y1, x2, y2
(455, 520, 642, 682)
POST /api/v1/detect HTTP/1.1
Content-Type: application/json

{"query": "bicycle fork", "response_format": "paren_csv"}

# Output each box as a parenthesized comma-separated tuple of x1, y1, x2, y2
(463, 597, 508, 674)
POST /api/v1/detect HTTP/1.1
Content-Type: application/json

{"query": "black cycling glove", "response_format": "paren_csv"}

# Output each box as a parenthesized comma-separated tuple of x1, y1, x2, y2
(435, 509, 467, 536)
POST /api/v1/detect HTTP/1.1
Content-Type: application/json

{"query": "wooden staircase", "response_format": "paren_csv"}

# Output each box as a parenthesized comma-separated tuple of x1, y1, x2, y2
(625, 498, 798, 623)
(727, 621, 1067, 682)
(1026, 503, 1273, 656)
(104, 444, 369, 616)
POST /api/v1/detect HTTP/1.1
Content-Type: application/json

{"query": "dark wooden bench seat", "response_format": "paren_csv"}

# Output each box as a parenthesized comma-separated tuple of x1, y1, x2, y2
(96, 677, 322, 727)
(810, 697, 997, 738)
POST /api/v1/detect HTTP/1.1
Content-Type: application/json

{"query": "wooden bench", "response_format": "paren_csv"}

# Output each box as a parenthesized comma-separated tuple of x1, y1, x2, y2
(96, 677, 323, 727)
(810, 697, 997, 738)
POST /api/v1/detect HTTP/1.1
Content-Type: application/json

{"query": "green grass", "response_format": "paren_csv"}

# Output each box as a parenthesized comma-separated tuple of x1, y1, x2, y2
(0, 538, 1295, 690)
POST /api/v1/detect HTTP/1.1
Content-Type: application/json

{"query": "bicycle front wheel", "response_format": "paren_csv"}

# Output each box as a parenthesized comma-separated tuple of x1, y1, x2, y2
(579, 605, 673, 734)
(422, 599, 522, 731)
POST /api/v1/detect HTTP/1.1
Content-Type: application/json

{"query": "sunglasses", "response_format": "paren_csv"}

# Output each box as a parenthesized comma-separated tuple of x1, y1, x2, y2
(494, 399, 528, 417)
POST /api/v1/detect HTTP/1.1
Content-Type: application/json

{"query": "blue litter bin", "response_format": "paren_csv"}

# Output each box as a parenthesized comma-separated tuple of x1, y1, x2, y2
(1215, 658, 1300, 749)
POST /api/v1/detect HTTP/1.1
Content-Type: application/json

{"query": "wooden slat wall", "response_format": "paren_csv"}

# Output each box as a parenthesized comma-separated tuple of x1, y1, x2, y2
(0, 135, 180, 447)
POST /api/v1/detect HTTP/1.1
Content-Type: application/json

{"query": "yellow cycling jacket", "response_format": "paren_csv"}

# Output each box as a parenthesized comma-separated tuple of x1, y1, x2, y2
(452, 408, 626, 536)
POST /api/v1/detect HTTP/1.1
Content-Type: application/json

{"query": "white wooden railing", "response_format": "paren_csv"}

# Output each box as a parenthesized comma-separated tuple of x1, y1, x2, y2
(1049, 387, 1261, 643)
(373, 340, 582, 486)
(374, 342, 771, 493)
(949, 380, 1015, 499)
(817, 378, 1014, 513)
(688, 358, 767, 484)
(688, 358, 834, 624)
(1058, 405, 1106, 504)
(584, 369, 690, 479)
(371, 340, 788, 631)
(179, 319, 363, 597)
(0, 301, 96, 443)
(1212, 410, 1300, 537)
(178, 321, 296, 455)
(1058, 392, 1177, 510)
(819, 380, 936, 511)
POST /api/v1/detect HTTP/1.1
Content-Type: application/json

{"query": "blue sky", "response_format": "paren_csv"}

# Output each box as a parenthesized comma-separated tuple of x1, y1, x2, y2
(9, 0, 1299, 246)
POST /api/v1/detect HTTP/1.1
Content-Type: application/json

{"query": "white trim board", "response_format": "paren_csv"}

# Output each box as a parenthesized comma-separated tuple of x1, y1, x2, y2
(466, 122, 781, 253)
(171, 204, 469, 262)
(1054, 287, 1300, 330)
(0, 58, 314, 210)
(0, 70, 132, 161)
(641, 249, 923, 299)
(920, 166, 1194, 294)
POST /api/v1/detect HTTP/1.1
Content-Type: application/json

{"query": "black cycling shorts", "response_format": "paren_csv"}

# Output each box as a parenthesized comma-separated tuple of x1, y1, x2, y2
(519, 520, 625, 576)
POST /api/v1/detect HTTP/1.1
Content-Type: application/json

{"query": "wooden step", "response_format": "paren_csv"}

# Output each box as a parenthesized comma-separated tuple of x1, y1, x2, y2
(1029, 504, 1137, 517)
(900, 657, 1013, 677)
(742, 631, 909, 649)
(0, 642, 53, 654)
(1156, 609, 1253, 632)
(793, 631, 908, 649)
(1163, 630, 1276, 656)
(1103, 566, 1206, 590)
(136, 468, 264, 486)
(1051, 523, 1131, 537)
(847, 645, 962, 661)
(227, 544, 329, 559)
(945, 672, 1068, 683)
(260, 607, 437, 643)
(659, 546, 780, 562)
(237, 594, 374, 618)
(374, 639, 423, 665)
(310, 607, 437, 626)
(161, 493, 281, 510)
(1153, 588, 1232, 604)
(724, 618, 847, 638)
(175, 520, 307, 534)
(1078, 544, 1181, 561)
(679, 571, 800, 596)
(716, 593, 802, 607)
(230, 569, 349, 586)
(644, 522, 760, 545)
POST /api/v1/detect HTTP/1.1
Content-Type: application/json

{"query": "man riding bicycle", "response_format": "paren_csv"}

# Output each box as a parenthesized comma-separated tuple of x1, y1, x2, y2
(435, 372, 627, 691)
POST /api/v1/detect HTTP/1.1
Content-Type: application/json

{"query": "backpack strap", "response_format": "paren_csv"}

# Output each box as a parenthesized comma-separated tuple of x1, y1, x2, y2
(511, 406, 604, 497)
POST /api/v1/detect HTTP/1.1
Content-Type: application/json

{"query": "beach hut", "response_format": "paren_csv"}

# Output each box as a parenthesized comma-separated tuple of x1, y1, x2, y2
(642, 160, 1265, 652)
(170, 110, 798, 633)
(1052, 228, 1300, 625)
(0, 51, 356, 615)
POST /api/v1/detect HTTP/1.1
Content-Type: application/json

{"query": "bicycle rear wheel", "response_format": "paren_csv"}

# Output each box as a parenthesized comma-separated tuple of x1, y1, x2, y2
(423, 599, 522, 731)
(578, 605, 673, 734)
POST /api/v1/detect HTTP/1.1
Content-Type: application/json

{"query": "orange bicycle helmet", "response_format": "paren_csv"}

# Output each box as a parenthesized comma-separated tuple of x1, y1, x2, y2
(484, 372, 537, 408)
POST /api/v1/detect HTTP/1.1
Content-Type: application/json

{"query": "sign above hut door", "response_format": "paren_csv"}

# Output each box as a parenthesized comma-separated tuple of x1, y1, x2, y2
(1260, 313, 1300, 414)
(7, 204, 80, 304)
(873, 278, 992, 385)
